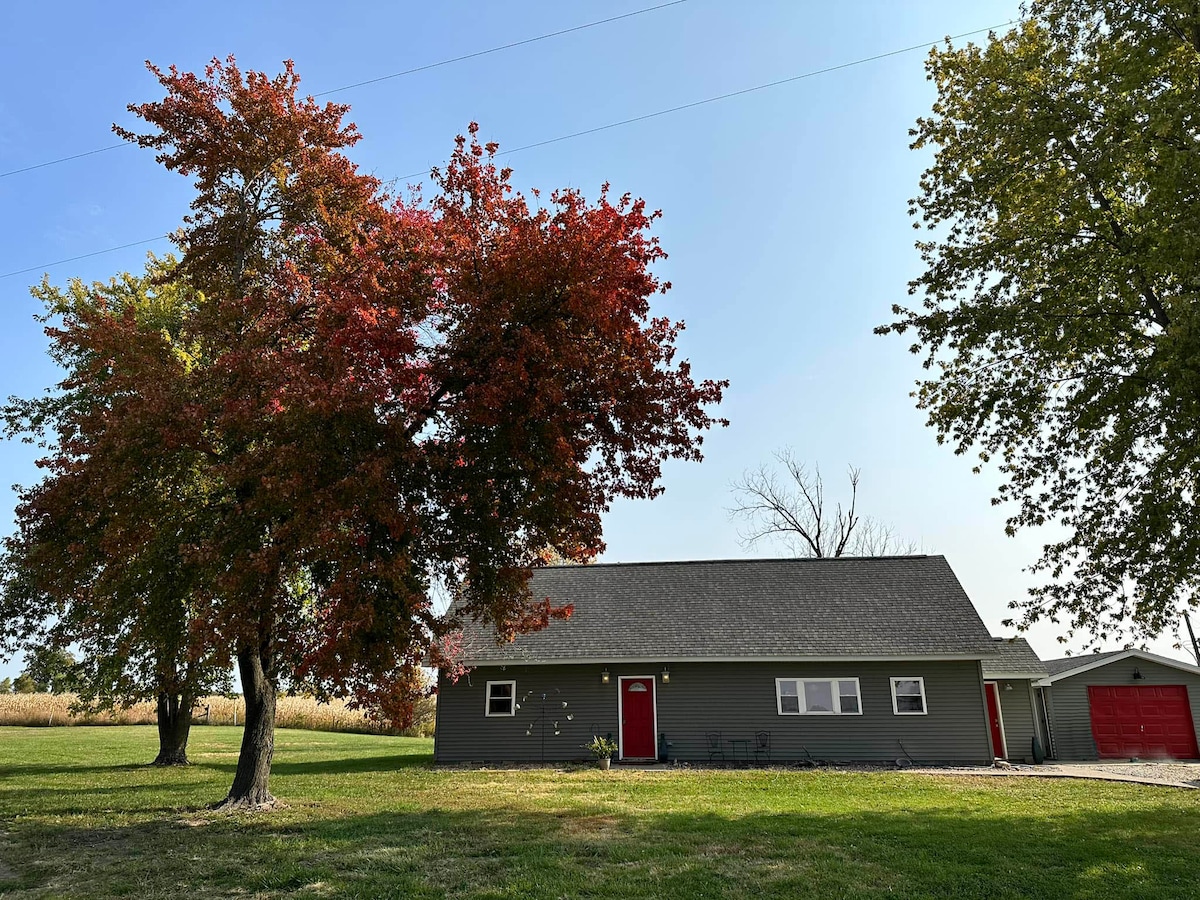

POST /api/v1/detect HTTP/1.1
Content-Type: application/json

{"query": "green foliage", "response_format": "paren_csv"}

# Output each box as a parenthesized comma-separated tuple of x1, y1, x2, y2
(12, 674, 38, 694)
(582, 734, 618, 759)
(23, 646, 81, 695)
(880, 1, 1200, 645)
(0, 678, 10, 693)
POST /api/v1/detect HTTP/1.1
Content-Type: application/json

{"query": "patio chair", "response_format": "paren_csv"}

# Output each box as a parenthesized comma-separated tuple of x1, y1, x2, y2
(754, 730, 771, 763)
(705, 731, 725, 762)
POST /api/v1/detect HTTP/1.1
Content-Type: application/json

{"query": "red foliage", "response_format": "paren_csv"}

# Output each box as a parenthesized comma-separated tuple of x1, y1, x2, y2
(13, 58, 726, 731)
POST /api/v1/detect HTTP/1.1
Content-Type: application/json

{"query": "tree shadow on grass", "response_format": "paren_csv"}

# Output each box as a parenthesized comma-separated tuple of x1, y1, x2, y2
(270, 753, 432, 777)
(3, 799, 1199, 899)
(0, 751, 431, 782)
(0, 762, 152, 778)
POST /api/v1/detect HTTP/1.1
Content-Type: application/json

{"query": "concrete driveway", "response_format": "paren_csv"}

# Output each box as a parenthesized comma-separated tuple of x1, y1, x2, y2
(913, 761, 1200, 789)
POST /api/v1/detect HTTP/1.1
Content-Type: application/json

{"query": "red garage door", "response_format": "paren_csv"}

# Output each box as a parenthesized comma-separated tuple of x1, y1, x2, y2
(1088, 685, 1199, 760)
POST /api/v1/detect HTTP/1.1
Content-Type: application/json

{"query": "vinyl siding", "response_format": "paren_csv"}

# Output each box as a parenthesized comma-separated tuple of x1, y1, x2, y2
(1042, 658, 1200, 761)
(435, 660, 992, 764)
(991, 679, 1039, 763)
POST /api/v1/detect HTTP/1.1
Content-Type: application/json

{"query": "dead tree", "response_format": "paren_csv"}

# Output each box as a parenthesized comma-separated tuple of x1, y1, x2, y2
(730, 450, 920, 558)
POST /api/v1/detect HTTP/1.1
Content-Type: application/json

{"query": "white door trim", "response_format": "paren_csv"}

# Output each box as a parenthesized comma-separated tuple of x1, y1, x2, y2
(985, 681, 1008, 759)
(617, 675, 659, 761)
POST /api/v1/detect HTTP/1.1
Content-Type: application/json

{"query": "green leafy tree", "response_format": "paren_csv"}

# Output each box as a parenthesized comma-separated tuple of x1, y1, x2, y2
(23, 646, 82, 695)
(12, 674, 39, 694)
(0, 678, 12, 693)
(879, 1, 1200, 646)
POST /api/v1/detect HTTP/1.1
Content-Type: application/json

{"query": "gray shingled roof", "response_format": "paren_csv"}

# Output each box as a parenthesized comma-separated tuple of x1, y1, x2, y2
(455, 555, 999, 662)
(982, 638, 1048, 679)
(1042, 650, 1128, 676)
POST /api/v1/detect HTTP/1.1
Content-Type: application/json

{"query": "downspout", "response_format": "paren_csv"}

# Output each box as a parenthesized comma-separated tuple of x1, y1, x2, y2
(1037, 686, 1056, 760)
(1025, 679, 1045, 763)
(977, 660, 996, 763)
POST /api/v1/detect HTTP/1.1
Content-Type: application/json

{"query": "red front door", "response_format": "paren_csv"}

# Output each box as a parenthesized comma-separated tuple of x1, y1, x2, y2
(620, 677, 656, 760)
(985, 682, 1007, 759)
(1088, 685, 1199, 759)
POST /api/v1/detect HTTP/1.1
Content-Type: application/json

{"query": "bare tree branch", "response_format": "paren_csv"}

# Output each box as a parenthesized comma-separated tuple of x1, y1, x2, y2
(729, 450, 923, 558)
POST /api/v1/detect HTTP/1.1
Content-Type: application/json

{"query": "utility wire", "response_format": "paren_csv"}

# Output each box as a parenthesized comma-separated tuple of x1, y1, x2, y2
(313, 0, 689, 97)
(1, 236, 171, 280)
(0, 0, 689, 180)
(394, 21, 1011, 181)
(0, 20, 1014, 282)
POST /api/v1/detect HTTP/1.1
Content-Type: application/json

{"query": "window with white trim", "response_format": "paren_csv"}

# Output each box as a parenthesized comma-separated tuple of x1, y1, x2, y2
(776, 678, 862, 715)
(485, 680, 516, 716)
(890, 677, 927, 715)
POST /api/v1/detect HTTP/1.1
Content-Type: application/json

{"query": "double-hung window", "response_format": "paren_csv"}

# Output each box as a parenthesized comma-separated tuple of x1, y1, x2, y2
(776, 678, 862, 715)
(890, 677, 927, 715)
(485, 680, 516, 716)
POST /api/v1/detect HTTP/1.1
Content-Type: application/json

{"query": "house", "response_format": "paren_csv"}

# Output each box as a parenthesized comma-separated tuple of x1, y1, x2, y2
(434, 555, 1015, 765)
(1035, 649, 1200, 761)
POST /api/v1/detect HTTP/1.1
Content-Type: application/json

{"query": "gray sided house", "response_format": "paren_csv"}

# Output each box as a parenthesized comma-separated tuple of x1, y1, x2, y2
(434, 556, 1010, 765)
(1035, 650, 1200, 762)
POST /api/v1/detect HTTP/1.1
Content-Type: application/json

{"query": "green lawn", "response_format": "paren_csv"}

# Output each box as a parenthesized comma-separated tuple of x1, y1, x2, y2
(0, 727, 1197, 899)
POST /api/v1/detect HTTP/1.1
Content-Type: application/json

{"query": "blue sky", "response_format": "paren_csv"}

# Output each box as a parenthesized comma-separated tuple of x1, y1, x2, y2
(1, 1, 1188, 680)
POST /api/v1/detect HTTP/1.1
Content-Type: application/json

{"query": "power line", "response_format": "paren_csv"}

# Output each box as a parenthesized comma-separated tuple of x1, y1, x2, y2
(313, 0, 689, 97)
(0, 0, 689, 181)
(1, 142, 135, 179)
(390, 21, 1011, 181)
(0, 21, 1014, 282)
(1, 236, 170, 280)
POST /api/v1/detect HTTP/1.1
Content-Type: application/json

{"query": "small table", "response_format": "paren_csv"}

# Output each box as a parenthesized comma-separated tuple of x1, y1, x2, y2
(726, 738, 750, 762)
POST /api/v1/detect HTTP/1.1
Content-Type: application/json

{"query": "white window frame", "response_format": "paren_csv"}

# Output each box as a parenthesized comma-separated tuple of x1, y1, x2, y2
(890, 676, 928, 716)
(485, 680, 517, 717)
(775, 677, 863, 716)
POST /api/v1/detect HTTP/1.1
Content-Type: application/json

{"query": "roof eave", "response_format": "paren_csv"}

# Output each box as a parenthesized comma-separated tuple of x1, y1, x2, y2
(1039, 649, 1200, 684)
(462, 653, 995, 666)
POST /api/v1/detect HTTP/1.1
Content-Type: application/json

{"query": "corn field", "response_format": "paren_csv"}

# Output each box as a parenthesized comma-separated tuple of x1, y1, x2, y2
(0, 692, 436, 737)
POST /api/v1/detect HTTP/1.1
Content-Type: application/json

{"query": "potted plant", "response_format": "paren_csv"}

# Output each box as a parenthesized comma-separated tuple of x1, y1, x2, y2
(583, 735, 618, 770)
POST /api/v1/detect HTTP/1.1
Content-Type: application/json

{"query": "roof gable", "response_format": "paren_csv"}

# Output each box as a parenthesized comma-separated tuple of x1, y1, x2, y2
(1039, 649, 1200, 684)
(455, 555, 998, 663)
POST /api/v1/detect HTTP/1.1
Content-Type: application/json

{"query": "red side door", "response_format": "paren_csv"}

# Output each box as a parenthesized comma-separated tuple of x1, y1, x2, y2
(985, 682, 1007, 759)
(1088, 685, 1199, 760)
(620, 677, 656, 760)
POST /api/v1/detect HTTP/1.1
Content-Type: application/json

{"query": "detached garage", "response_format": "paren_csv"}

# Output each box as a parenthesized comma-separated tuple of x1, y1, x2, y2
(1036, 650, 1200, 761)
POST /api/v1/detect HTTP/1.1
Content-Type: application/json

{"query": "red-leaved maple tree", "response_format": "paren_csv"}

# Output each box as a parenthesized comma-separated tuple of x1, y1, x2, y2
(10, 57, 725, 809)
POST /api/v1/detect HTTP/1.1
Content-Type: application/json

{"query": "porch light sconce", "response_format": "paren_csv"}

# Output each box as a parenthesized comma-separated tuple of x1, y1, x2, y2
(601, 668, 610, 684)
(1132, 667, 1145, 680)
(661, 667, 670, 684)
(1004, 683, 1013, 691)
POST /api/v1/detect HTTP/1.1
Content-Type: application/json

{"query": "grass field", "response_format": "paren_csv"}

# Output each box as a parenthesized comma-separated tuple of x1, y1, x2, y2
(1, 727, 1198, 899)
(0, 693, 436, 737)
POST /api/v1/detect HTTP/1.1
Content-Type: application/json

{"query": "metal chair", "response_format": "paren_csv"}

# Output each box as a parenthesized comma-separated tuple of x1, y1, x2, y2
(705, 731, 725, 762)
(754, 730, 771, 763)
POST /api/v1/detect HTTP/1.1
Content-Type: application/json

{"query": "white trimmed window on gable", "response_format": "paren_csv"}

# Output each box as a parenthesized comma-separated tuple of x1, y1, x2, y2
(890, 677, 928, 715)
(485, 680, 516, 716)
(776, 678, 862, 715)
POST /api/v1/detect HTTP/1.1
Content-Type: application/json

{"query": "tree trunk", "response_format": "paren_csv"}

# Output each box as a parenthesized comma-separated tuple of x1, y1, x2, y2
(218, 643, 278, 810)
(152, 691, 193, 766)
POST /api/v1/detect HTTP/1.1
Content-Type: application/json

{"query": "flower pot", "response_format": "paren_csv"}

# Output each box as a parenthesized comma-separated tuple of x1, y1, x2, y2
(598, 757, 611, 771)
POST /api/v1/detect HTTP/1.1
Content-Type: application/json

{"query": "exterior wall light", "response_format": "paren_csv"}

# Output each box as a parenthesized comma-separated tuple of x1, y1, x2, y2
(1004, 682, 1013, 691)
(601, 668, 610, 684)
(1132, 667, 1145, 680)
(661, 667, 670, 684)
